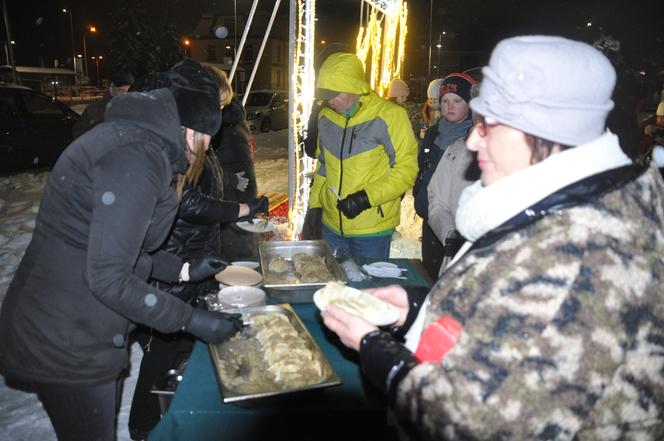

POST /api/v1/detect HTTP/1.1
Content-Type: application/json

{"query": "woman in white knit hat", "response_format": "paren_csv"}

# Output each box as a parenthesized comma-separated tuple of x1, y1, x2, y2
(387, 78, 410, 106)
(321, 35, 664, 440)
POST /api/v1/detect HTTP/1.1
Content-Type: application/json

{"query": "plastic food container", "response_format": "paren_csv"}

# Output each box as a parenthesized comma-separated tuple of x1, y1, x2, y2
(217, 286, 266, 309)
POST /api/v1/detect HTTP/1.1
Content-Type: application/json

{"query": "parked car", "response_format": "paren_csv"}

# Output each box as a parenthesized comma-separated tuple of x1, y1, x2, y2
(0, 84, 79, 173)
(243, 90, 288, 132)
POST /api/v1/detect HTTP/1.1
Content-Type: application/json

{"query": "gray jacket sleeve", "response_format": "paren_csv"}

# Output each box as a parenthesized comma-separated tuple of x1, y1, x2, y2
(427, 138, 475, 243)
(85, 147, 192, 334)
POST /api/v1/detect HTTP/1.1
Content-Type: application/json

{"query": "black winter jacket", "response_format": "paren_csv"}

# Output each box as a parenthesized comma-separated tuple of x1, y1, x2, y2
(0, 89, 194, 385)
(71, 95, 111, 139)
(212, 96, 256, 203)
(413, 122, 440, 218)
(157, 151, 240, 301)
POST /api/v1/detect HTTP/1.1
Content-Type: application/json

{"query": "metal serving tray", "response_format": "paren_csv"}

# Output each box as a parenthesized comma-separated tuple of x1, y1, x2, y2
(258, 240, 347, 290)
(208, 304, 341, 403)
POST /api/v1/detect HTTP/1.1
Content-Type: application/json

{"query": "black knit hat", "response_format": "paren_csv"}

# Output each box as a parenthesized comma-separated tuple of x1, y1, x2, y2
(168, 59, 221, 136)
(110, 71, 134, 88)
(439, 73, 477, 104)
(129, 72, 170, 92)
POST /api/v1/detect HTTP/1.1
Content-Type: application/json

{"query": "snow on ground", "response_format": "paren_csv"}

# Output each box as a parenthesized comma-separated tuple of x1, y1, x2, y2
(0, 128, 421, 440)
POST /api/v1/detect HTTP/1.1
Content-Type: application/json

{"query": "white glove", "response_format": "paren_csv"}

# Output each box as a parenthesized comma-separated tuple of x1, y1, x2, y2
(235, 171, 249, 192)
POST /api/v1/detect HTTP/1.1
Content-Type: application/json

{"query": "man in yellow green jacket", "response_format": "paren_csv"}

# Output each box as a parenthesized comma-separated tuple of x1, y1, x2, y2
(310, 52, 418, 258)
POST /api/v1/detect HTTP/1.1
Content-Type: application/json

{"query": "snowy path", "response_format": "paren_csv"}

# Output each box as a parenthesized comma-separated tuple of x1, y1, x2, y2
(0, 129, 421, 440)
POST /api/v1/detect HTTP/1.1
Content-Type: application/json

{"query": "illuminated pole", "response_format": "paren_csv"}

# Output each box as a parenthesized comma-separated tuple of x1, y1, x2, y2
(2, 0, 17, 83)
(427, 0, 432, 80)
(183, 38, 191, 57)
(92, 56, 102, 87)
(436, 34, 441, 76)
(288, 0, 316, 238)
(62, 9, 76, 76)
(82, 25, 96, 79)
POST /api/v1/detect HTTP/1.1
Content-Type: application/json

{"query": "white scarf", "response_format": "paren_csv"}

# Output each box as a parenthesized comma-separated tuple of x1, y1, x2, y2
(404, 132, 631, 352)
(455, 132, 631, 242)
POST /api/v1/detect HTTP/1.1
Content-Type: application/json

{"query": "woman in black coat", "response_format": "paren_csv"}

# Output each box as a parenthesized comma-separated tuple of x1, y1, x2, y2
(211, 72, 263, 260)
(214, 95, 257, 203)
(0, 61, 242, 441)
(128, 67, 268, 438)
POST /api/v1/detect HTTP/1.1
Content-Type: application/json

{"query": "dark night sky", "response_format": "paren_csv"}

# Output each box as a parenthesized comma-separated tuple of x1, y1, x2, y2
(2, 0, 662, 79)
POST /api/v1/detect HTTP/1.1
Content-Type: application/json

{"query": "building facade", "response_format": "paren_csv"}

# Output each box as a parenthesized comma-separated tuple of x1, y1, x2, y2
(185, 11, 289, 94)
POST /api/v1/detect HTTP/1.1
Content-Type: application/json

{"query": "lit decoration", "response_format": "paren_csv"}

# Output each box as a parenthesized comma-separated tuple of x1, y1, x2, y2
(287, 0, 317, 239)
(356, 0, 408, 96)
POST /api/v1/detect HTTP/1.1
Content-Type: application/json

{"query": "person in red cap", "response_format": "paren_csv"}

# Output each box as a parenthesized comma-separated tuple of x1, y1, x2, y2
(413, 72, 477, 278)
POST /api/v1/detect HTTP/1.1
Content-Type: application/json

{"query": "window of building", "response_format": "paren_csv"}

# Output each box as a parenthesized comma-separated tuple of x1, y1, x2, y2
(224, 21, 235, 37)
(207, 45, 217, 62)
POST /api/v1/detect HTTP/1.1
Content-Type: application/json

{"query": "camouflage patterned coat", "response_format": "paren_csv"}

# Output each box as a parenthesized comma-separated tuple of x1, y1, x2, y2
(360, 135, 664, 440)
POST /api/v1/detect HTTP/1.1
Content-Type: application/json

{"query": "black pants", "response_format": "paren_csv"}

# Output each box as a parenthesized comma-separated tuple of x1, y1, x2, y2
(421, 220, 444, 280)
(34, 379, 118, 441)
(128, 327, 195, 436)
(220, 223, 259, 261)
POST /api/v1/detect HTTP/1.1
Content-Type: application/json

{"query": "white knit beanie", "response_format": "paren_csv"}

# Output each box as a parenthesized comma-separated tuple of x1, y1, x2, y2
(470, 35, 616, 146)
(388, 78, 409, 98)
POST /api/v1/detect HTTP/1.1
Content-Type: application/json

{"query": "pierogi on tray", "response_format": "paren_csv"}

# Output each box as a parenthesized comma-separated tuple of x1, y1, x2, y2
(314, 282, 399, 326)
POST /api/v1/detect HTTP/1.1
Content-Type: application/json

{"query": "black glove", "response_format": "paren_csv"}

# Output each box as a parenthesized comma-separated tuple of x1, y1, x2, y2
(248, 196, 269, 217)
(337, 190, 371, 219)
(302, 207, 323, 240)
(184, 309, 243, 343)
(188, 257, 226, 282)
(359, 330, 418, 404)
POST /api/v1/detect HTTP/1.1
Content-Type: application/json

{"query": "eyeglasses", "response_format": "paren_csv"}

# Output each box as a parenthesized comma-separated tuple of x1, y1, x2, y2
(474, 116, 501, 137)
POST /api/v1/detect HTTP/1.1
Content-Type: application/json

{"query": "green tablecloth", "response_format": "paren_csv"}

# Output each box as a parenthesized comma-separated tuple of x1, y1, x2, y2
(148, 258, 429, 441)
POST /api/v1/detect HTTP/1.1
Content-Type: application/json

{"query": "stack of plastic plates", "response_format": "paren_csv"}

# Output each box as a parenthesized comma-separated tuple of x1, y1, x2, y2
(218, 286, 266, 309)
(361, 262, 407, 279)
(215, 265, 263, 286)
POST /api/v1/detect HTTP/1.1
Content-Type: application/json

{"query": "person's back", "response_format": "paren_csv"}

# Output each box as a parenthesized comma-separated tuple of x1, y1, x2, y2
(0, 89, 188, 384)
(72, 71, 134, 139)
(213, 95, 256, 203)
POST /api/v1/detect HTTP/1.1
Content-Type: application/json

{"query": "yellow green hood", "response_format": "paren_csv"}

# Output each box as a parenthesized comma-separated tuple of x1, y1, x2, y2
(316, 53, 371, 96)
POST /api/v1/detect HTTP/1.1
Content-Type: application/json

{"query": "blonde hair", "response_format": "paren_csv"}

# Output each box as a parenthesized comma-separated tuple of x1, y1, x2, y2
(202, 64, 233, 107)
(176, 128, 209, 200)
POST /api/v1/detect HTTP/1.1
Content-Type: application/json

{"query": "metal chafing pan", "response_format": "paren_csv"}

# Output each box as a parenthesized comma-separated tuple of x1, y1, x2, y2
(258, 240, 347, 302)
(208, 304, 341, 404)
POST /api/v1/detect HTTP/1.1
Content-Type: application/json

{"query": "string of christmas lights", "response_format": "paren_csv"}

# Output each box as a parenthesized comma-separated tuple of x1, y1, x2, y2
(288, 0, 317, 239)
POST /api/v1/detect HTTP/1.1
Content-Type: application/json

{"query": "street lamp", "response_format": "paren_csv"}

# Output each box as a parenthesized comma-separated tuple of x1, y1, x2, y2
(183, 38, 191, 57)
(61, 9, 76, 75)
(91, 55, 102, 87)
(82, 25, 96, 79)
(427, 0, 433, 80)
(436, 33, 442, 76)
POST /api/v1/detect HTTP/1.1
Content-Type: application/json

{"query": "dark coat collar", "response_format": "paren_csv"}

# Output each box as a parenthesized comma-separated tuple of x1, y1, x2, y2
(473, 163, 648, 250)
